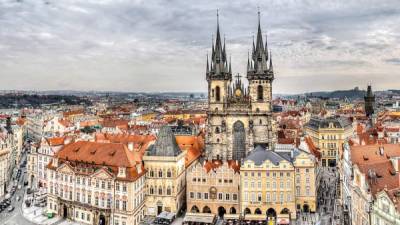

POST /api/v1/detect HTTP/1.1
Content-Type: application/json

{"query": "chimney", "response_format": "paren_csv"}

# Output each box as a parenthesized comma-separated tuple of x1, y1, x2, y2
(136, 163, 142, 174)
(379, 146, 384, 156)
(128, 142, 134, 151)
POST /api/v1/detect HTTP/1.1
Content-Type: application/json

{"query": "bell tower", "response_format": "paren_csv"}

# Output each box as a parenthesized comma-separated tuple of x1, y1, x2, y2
(206, 11, 232, 113)
(247, 11, 274, 113)
(246, 11, 274, 149)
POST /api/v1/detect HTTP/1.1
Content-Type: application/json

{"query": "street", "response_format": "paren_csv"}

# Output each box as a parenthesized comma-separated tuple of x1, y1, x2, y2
(315, 167, 340, 225)
(0, 151, 36, 225)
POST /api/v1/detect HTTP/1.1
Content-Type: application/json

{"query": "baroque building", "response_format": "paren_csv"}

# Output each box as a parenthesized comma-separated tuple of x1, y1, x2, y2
(205, 12, 275, 161)
(46, 141, 146, 225)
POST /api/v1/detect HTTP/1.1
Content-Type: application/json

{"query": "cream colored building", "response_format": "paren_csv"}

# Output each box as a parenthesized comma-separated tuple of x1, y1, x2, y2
(351, 165, 371, 225)
(143, 126, 202, 216)
(143, 126, 187, 216)
(0, 149, 9, 198)
(241, 146, 296, 223)
(305, 116, 353, 167)
(240, 145, 317, 224)
(186, 159, 240, 218)
(46, 141, 146, 225)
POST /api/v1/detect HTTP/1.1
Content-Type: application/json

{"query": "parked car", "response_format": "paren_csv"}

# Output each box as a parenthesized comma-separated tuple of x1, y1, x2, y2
(7, 206, 14, 212)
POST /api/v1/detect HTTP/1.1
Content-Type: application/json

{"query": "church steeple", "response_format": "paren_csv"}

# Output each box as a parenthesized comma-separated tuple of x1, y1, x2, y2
(207, 10, 231, 81)
(247, 10, 274, 81)
(364, 84, 375, 118)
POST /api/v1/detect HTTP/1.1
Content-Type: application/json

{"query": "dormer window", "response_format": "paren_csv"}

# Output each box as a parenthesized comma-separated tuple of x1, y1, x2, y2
(118, 167, 126, 178)
(136, 164, 142, 174)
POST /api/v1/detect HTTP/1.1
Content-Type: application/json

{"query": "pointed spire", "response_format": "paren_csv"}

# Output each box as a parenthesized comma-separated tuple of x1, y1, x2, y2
(229, 55, 232, 74)
(222, 34, 226, 62)
(256, 9, 264, 54)
(206, 53, 209, 73)
(247, 50, 250, 70)
(265, 34, 269, 60)
(269, 51, 273, 71)
(252, 35, 255, 56)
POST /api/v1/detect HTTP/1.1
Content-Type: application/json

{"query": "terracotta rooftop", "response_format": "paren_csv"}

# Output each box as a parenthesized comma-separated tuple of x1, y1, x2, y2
(51, 141, 144, 181)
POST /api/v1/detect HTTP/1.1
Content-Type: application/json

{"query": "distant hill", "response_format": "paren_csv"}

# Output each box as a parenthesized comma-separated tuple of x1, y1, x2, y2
(304, 88, 366, 100)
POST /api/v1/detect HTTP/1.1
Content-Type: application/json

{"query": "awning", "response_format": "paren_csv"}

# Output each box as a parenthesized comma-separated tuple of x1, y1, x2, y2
(243, 214, 266, 221)
(224, 214, 240, 220)
(276, 218, 290, 224)
(183, 213, 216, 224)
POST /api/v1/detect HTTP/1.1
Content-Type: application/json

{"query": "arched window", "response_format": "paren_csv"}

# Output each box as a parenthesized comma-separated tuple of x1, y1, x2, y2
(158, 170, 163, 178)
(150, 186, 154, 195)
(212, 89, 215, 97)
(167, 169, 172, 178)
(215, 86, 221, 102)
(215, 127, 220, 133)
(257, 85, 263, 100)
(158, 186, 163, 195)
(167, 186, 171, 195)
(259, 119, 262, 125)
(149, 170, 154, 177)
(233, 121, 246, 161)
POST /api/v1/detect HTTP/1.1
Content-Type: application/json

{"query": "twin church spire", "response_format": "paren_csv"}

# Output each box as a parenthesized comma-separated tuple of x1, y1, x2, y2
(207, 10, 274, 81)
(206, 10, 231, 81)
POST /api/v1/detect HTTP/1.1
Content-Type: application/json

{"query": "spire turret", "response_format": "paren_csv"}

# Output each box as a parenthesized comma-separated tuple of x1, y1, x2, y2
(207, 10, 231, 81)
(247, 10, 273, 81)
(206, 53, 209, 73)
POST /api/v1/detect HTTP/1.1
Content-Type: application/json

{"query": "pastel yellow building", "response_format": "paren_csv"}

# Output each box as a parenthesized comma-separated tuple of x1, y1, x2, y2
(240, 145, 317, 224)
(305, 116, 353, 167)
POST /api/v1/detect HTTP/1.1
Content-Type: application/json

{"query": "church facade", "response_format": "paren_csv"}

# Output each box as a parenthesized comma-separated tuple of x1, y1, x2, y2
(205, 12, 275, 161)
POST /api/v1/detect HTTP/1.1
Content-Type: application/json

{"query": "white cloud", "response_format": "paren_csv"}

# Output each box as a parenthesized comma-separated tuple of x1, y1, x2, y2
(0, 0, 399, 93)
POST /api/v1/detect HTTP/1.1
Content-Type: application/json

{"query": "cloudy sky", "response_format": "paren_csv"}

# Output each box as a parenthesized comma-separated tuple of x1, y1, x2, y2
(1, 0, 400, 94)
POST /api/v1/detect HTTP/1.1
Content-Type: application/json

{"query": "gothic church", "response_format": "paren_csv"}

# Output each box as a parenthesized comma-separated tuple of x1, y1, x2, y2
(206, 12, 275, 161)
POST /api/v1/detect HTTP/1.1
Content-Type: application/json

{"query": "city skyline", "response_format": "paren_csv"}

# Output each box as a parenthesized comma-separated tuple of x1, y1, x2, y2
(1, 0, 400, 94)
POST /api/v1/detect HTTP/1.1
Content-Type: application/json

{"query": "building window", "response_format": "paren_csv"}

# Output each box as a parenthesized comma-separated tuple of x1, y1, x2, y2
(204, 193, 208, 200)
(197, 192, 201, 199)
(226, 193, 230, 201)
(167, 169, 172, 178)
(215, 86, 221, 102)
(257, 85, 263, 100)
(190, 192, 194, 199)
(150, 186, 154, 195)
(257, 193, 262, 202)
(167, 187, 172, 195)
(158, 170, 163, 178)
(232, 194, 237, 201)
(122, 201, 127, 211)
(116, 200, 120, 209)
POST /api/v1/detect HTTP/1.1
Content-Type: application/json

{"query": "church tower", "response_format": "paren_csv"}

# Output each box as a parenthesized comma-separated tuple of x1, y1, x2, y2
(364, 84, 375, 118)
(247, 11, 274, 112)
(246, 11, 274, 149)
(205, 11, 274, 162)
(206, 11, 232, 113)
